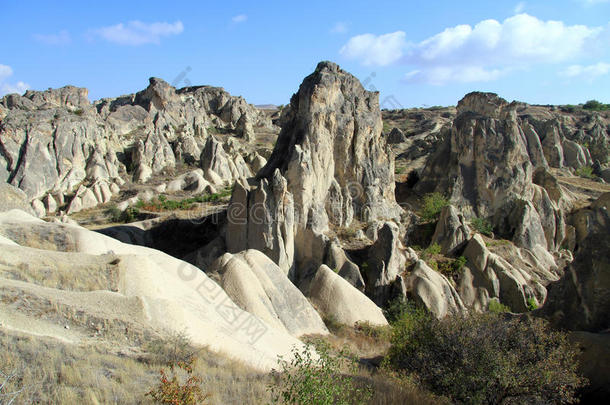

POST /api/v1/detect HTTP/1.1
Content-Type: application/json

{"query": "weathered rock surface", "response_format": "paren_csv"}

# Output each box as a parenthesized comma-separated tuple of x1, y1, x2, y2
(541, 193, 610, 332)
(0, 77, 271, 210)
(460, 234, 548, 312)
(306, 264, 388, 326)
(0, 183, 34, 214)
(363, 222, 409, 305)
(208, 250, 328, 336)
(0, 209, 308, 371)
(431, 205, 472, 255)
(258, 61, 402, 229)
(407, 260, 467, 318)
(226, 62, 403, 288)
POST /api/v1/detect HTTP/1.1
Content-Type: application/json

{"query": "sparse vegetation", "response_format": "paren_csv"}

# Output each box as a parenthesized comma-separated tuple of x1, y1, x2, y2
(485, 239, 510, 248)
(582, 99, 610, 111)
(383, 297, 423, 325)
(488, 298, 511, 313)
(575, 165, 598, 179)
(382, 121, 392, 133)
(395, 167, 405, 175)
(268, 342, 372, 405)
(135, 189, 233, 212)
(419, 243, 441, 261)
(430, 256, 467, 278)
(527, 297, 538, 311)
(146, 359, 209, 405)
(384, 311, 587, 404)
(144, 330, 198, 367)
(419, 193, 449, 222)
(72, 108, 84, 116)
(470, 217, 493, 236)
(207, 126, 219, 135)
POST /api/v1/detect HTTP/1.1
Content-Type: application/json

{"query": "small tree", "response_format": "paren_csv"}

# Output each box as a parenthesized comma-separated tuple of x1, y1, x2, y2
(419, 193, 449, 222)
(268, 342, 372, 405)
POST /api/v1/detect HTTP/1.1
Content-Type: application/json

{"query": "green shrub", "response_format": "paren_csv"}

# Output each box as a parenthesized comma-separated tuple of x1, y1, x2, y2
(120, 207, 141, 223)
(72, 108, 84, 116)
(384, 312, 587, 404)
(104, 205, 123, 223)
(419, 193, 449, 222)
(470, 217, 493, 236)
(420, 243, 441, 260)
(434, 256, 467, 278)
(268, 342, 372, 405)
(527, 297, 538, 311)
(583, 100, 610, 111)
(487, 299, 511, 314)
(395, 167, 405, 175)
(575, 166, 597, 179)
(383, 297, 426, 326)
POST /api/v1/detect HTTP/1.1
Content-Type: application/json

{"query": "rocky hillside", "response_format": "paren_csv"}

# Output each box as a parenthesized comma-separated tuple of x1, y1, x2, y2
(0, 61, 609, 402)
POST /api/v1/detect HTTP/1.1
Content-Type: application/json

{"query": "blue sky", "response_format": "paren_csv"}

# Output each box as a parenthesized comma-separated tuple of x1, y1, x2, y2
(1, 0, 609, 107)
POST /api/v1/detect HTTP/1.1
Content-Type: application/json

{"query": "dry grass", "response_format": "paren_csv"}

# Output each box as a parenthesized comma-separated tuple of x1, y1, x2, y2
(0, 246, 119, 292)
(0, 328, 272, 405)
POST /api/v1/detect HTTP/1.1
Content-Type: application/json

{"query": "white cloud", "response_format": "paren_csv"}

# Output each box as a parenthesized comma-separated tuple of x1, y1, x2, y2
(331, 22, 348, 34)
(559, 62, 610, 81)
(92, 21, 183, 45)
(0, 64, 12, 82)
(0, 64, 30, 96)
(339, 31, 406, 66)
(405, 66, 508, 85)
(232, 14, 248, 24)
(33, 30, 71, 45)
(580, 0, 609, 5)
(341, 13, 606, 84)
(514, 2, 526, 13)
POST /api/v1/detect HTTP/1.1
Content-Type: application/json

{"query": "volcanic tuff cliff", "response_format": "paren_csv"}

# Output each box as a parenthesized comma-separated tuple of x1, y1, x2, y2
(1, 63, 609, 398)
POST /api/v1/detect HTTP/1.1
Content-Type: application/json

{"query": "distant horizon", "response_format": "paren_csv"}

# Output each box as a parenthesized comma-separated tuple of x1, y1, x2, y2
(1, 0, 609, 108)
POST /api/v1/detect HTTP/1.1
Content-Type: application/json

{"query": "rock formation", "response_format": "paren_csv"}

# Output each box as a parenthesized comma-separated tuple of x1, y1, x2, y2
(208, 249, 328, 336)
(0, 77, 270, 215)
(0, 209, 307, 371)
(541, 193, 610, 332)
(226, 62, 403, 289)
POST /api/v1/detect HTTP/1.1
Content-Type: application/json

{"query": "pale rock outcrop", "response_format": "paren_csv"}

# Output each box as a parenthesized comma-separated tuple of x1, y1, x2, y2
(407, 260, 467, 318)
(0, 183, 34, 214)
(208, 250, 328, 336)
(0, 76, 270, 212)
(258, 61, 402, 229)
(0, 209, 310, 371)
(31, 199, 46, 217)
(416, 92, 568, 261)
(542, 193, 610, 332)
(43, 193, 57, 213)
(246, 152, 268, 174)
(431, 205, 472, 255)
(460, 234, 544, 312)
(200, 136, 252, 186)
(226, 62, 403, 290)
(563, 139, 589, 169)
(364, 222, 408, 305)
(227, 173, 295, 276)
(306, 264, 388, 326)
(323, 238, 365, 290)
